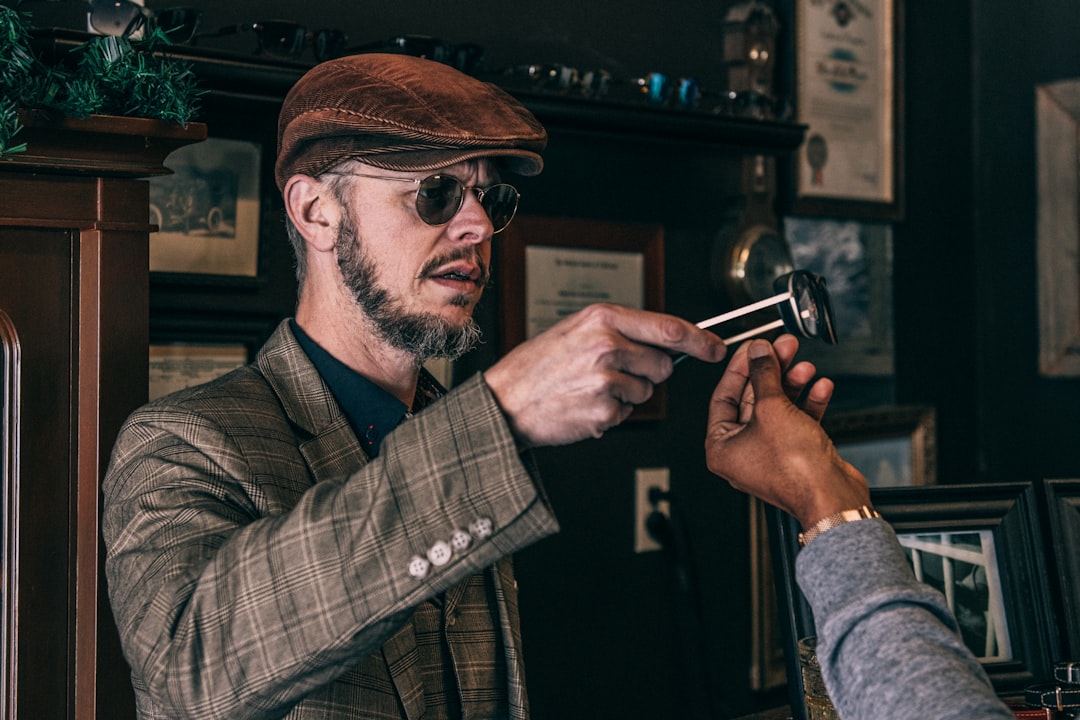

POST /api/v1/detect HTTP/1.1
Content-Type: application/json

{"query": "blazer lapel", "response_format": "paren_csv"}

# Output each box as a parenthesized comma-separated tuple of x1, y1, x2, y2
(257, 320, 428, 717)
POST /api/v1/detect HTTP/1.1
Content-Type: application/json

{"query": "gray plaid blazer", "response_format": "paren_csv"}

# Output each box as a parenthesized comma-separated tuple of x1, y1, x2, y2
(103, 320, 558, 719)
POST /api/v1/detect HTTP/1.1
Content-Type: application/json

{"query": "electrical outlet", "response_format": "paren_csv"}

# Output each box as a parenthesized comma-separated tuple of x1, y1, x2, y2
(634, 467, 670, 553)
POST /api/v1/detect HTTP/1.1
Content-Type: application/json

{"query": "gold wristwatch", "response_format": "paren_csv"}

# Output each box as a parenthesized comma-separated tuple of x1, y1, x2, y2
(798, 505, 882, 547)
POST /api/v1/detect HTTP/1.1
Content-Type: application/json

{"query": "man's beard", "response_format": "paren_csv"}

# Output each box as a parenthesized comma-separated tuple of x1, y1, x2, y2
(335, 212, 486, 365)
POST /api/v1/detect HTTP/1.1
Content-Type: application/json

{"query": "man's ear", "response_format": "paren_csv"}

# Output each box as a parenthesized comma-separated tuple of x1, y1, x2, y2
(283, 174, 341, 253)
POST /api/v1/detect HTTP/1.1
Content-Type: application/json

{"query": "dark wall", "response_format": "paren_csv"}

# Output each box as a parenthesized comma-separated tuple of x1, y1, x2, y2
(23, 0, 1080, 718)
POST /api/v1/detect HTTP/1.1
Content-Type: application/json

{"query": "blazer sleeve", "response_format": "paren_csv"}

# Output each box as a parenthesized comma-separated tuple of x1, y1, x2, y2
(102, 371, 559, 720)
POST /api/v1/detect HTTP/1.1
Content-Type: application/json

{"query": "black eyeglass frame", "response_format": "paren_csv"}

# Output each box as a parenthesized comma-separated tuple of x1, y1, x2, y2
(326, 171, 522, 234)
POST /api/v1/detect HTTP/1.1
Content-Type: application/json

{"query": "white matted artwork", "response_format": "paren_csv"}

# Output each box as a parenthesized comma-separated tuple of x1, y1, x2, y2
(896, 530, 1012, 663)
(149, 137, 262, 277)
(782, 216, 894, 375)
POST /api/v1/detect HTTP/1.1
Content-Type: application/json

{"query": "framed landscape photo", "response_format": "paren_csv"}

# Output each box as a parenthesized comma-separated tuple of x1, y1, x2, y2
(782, 217, 894, 376)
(793, 0, 904, 219)
(497, 215, 665, 419)
(768, 483, 1056, 720)
(824, 404, 935, 487)
(149, 136, 263, 280)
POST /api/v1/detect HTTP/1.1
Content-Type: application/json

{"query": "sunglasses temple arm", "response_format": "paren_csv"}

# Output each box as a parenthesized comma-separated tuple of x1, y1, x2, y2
(672, 291, 794, 366)
(694, 290, 791, 330)
(721, 318, 787, 345)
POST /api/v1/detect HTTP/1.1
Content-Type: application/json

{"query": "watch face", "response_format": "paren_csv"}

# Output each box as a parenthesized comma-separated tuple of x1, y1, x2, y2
(731, 225, 793, 301)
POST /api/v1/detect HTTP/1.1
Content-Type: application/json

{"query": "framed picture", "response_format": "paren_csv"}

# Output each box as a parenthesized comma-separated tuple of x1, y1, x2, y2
(823, 404, 935, 487)
(768, 483, 1056, 720)
(1040, 478, 1080, 658)
(149, 343, 249, 400)
(1035, 80, 1080, 376)
(497, 215, 666, 420)
(792, 0, 904, 219)
(149, 136, 263, 280)
(749, 498, 787, 692)
(782, 217, 893, 375)
(0, 310, 18, 720)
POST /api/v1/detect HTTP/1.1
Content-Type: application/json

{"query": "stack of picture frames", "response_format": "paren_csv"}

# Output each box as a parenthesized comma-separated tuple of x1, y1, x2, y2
(763, 477, 1080, 719)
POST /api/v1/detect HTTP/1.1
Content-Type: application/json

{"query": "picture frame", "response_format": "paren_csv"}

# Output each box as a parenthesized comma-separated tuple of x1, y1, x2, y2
(148, 312, 281, 399)
(0, 310, 18, 720)
(1039, 478, 1080, 658)
(782, 217, 894, 375)
(791, 0, 904, 220)
(749, 498, 787, 692)
(823, 404, 936, 487)
(768, 483, 1056, 720)
(149, 136, 264, 281)
(497, 215, 666, 420)
(1035, 80, 1080, 376)
(149, 343, 249, 400)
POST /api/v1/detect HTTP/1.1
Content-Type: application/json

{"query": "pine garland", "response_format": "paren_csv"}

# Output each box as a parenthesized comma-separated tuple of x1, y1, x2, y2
(0, 5, 202, 156)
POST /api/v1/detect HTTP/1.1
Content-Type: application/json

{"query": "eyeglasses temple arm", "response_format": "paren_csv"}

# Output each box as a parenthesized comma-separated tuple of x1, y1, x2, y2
(721, 318, 787, 345)
(694, 290, 791, 330)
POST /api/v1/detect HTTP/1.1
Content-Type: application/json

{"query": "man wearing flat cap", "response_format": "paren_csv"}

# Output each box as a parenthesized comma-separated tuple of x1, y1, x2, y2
(102, 54, 726, 719)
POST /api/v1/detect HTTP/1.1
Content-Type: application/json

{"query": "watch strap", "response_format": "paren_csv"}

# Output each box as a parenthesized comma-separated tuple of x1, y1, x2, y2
(1056, 661, 1080, 685)
(798, 505, 882, 547)
(1025, 682, 1080, 711)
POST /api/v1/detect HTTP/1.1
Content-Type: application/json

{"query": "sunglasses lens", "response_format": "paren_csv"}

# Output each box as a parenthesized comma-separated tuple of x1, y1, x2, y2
(415, 176, 464, 225)
(256, 22, 307, 57)
(90, 0, 143, 36)
(155, 8, 201, 44)
(774, 271, 838, 344)
(481, 184, 520, 233)
(314, 29, 347, 62)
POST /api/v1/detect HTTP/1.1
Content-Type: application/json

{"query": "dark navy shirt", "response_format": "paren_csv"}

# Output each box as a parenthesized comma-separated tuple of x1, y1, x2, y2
(291, 320, 444, 457)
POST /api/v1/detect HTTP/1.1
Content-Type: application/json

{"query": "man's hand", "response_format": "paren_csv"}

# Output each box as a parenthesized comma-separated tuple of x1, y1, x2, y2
(705, 337, 870, 530)
(484, 303, 727, 447)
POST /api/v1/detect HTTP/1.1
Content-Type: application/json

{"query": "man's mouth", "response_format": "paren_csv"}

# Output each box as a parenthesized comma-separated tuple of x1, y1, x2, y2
(432, 267, 479, 283)
(423, 254, 489, 287)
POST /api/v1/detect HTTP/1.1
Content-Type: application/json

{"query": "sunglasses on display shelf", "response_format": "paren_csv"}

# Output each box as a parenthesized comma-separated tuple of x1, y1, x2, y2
(196, 21, 347, 62)
(325, 171, 521, 234)
(674, 270, 838, 364)
(88, 1, 202, 44)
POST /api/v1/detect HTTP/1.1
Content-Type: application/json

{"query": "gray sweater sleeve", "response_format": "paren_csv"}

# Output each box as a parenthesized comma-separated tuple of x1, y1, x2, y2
(795, 519, 1014, 720)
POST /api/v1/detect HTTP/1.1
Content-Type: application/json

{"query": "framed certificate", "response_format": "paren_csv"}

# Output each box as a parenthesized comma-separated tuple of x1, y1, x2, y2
(793, 0, 904, 219)
(497, 215, 665, 420)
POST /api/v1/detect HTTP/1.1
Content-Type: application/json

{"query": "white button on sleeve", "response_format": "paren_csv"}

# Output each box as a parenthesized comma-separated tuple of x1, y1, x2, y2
(470, 517, 493, 539)
(427, 540, 452, 567)
(450, 529, 472, 552)
(408, 555, 430, 579)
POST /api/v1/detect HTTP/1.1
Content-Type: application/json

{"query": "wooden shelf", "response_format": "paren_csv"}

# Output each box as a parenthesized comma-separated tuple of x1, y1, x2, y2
(31, 28, 806, 154)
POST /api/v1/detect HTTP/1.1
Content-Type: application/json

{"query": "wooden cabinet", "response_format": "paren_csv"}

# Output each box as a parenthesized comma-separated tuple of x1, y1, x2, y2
(0, 112, 205, 720)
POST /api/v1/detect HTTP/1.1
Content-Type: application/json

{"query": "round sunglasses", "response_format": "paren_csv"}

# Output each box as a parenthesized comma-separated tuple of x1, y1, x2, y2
(330, 172, 521, 234)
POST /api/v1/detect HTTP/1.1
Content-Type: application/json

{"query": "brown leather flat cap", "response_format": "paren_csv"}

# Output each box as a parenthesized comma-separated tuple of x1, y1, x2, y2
(275, 53, 547, 191)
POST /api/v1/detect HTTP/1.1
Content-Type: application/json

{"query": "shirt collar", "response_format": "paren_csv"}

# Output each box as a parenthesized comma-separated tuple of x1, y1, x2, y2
(291, 319, 444, 457)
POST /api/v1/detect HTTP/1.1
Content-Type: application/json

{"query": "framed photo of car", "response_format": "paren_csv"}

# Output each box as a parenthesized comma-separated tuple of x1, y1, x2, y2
(149, 136, 263, 279)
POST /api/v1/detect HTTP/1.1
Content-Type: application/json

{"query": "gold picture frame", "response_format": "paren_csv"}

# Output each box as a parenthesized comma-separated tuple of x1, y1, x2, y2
(824, 404, 936, 487)
(793, 0, 904, 219)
